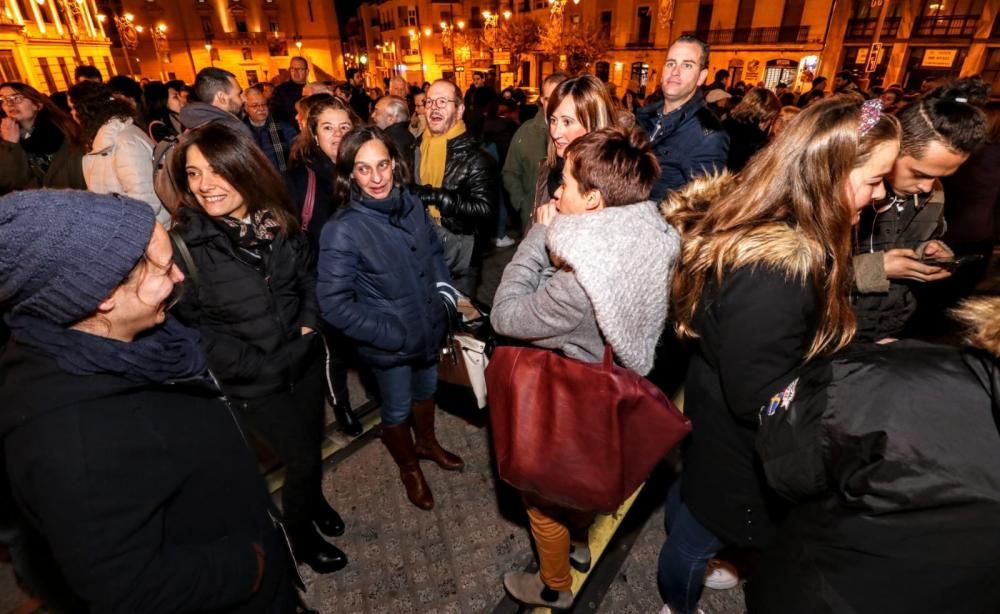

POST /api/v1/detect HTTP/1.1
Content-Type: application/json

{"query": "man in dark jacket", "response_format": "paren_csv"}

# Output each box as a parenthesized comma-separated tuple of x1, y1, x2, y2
(413, 79, 498, 295)
(243, 84, 297, 172)
(347, 68, 373, 122)
(270, 57, 309, 125)
(180, 67, 251, 136)
(372, 94, 415, 168)
(636, 35, 729, 200)
(852, 78, 988, 341)
(751, 302, 1000, 613)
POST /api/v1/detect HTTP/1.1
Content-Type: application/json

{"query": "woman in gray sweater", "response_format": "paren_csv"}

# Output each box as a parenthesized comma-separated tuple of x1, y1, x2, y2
(492, 127, 682, 609)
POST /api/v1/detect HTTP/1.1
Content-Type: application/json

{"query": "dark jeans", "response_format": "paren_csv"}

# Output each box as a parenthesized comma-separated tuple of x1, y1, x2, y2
(371, 361, 438, 426)
(657, 480, 723, 613)
(236, 358, 326, 535)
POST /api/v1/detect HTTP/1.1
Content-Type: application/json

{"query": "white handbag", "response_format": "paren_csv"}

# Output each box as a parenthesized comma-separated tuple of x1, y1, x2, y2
(439, 331, 490, 409)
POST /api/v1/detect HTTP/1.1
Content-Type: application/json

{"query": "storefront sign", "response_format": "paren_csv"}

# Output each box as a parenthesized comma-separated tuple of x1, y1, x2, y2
(493, 51, 511, 65)
(922, 49, 958, 68)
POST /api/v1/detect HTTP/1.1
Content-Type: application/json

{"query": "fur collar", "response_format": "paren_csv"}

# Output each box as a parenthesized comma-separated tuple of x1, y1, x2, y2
(546, 201, 682, 375)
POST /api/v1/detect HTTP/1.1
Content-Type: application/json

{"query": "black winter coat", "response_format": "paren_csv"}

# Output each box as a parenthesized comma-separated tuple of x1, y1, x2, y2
(749, 342, 1000, 614)
(284, 156, 338, 253)
(172, 208, 322, 399)
(635, 91, 729, 200)
(412, 132, 498, 235)
(317, 188, 453, 369)
(721, 117, 769, 172)
(0, 342, 295, 613)
(681, 250, 818, 547)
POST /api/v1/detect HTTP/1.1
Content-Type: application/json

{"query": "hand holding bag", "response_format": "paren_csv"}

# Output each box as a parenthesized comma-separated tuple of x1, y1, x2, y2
(486, 345, 691, 513)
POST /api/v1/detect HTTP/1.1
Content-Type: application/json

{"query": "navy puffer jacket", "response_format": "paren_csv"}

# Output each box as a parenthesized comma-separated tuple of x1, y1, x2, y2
(317, 188, 456, 368)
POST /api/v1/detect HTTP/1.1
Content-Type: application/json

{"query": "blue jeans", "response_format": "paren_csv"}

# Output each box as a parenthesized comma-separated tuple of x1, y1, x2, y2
(657, 480, 723, 613)
(372, 362, 438, 426)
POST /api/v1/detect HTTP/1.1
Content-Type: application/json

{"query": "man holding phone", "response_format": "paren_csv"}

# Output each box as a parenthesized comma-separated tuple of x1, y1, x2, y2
(853, 78, 988, 341)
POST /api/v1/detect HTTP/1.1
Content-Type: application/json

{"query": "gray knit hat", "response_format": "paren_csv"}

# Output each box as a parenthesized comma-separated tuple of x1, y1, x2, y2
(0, 190, 156, 325)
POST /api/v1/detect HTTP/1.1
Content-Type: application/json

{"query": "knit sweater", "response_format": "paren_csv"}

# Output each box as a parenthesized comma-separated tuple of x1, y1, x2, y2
(492, 201, 680, 375)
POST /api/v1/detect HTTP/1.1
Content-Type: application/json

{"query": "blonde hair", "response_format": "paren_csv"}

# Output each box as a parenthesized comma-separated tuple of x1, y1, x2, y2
(544, 74, 616, 166)
(951, 297, 1000, 357)
(664, 97, 901, 359)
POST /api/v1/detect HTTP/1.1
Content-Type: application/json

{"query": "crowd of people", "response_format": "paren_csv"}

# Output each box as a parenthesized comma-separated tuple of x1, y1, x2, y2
(0, 32, 999, 613)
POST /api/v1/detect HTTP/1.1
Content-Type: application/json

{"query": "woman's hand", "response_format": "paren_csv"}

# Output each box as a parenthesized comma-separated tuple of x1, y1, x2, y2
(535, 202, 558, 226)
(1, 118, 20, 144)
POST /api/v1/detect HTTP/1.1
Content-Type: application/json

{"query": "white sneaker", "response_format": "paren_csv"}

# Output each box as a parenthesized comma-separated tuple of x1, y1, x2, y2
(659, 605, 706, 614)
(703, 558, 739, 590)
(494, 235, 515, 248)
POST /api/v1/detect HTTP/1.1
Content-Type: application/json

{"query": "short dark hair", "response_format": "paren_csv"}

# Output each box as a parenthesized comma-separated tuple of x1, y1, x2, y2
(346, 68, 361, 81)
(898, 76, 990, 158)
(564, 127, 660, 208)
(672, 35, 710, 70)
(68, 81, 135, 147)
(74, 65, 102, 82)
(334, 126, 412, 205)
(107, 75, 143, 107)
(193, 67, 236, 103)
(171, 122, 299, 232)
(714, 69, 729, 81)
(835, 71, 854, 82)
(246, 83, 266, 96)
(813, 76, 827, 87)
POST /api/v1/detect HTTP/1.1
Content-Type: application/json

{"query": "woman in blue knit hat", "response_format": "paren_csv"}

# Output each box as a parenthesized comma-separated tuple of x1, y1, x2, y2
(0, 190, 296, 612)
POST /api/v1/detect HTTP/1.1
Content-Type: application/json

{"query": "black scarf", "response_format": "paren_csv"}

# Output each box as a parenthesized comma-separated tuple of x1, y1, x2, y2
(214, 209, 281, 250)
(6, 314, 208, 384)
(20, 112, 66, 175)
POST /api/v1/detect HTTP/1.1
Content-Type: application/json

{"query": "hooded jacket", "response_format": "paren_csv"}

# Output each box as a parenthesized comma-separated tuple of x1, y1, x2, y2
(491, 201, 681, 375)
(179, 102, 252, 137)
(170, 208, 321, 399)
(662, 174, 823, 547)
(81, 117, 170, 227)
(750, 340, 1000, 614)
(0, 341, 295, 613)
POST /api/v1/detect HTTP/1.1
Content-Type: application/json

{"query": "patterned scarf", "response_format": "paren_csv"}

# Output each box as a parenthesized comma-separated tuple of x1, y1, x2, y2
(214, 209, 281, 250)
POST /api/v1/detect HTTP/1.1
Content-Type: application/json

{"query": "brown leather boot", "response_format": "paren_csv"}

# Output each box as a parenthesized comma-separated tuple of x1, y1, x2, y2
(411, 399, 465, 471)
(381, 423, 434, 510)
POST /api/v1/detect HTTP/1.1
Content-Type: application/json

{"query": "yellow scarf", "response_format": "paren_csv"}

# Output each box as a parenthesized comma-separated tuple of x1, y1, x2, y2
(419, 120, 466, 189)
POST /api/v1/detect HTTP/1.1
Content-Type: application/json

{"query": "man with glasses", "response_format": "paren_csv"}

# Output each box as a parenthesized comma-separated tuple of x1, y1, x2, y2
(270, 56, 309, 124)
(413, 79, 498, 295)
(502, 72, 569, 231)
(243, 84, 297, 172)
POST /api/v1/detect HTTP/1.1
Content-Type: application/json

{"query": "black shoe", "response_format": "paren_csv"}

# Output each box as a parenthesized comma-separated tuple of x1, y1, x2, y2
(293, 529, 348, 574)
(313, 499, 345, 537)
(333, 401, 363, 437)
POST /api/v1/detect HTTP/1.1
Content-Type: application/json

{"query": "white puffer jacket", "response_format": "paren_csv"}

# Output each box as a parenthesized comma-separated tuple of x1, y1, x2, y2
(82, 117, 170, 227)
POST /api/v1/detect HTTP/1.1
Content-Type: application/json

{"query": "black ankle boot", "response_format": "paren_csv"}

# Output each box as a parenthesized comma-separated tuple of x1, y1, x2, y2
(292, 526, 348, 574)
(313, 498, 345, 537)
(333, 400, 363, 437)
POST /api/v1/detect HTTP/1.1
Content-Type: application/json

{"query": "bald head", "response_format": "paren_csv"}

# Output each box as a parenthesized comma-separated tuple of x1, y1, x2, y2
(372, 95, 409, 129)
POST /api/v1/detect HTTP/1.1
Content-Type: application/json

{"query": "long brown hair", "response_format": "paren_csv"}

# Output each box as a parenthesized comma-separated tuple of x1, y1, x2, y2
(289, 95, 360, 167)
(169, 122, 299, 233)
(664, 97, 900, 359)
(544, 74, 616, 166)
(0, 81, 83, 146)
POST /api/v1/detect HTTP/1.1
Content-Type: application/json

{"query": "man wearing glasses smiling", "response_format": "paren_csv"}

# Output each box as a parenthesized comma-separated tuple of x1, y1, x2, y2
(243, 84, 296, 172)
(413, 79, 498, 295)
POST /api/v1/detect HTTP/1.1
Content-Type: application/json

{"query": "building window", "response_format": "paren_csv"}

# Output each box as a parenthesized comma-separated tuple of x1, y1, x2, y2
(735, 0, 755, 41)
(920, 0, 985, 17)
(407, 8, 418, 26)
(0, 50, 22, 82)
(399, 35, 410, 51)
(470, 6, 482, 28)
(242, 47, 253, 60)
(599, 10, 612, 38)
(56, 57, 71, 87)
(236, 20, 248, 33)
(201, 16, 214, 38)
(635, 7, 652, 44)
(398, 6, 407, 26)
(38, 58, 57, 93)
(520, 0, 529, 11)
(595, 61, 610, 82)
(982, 48, 1000, 95)
(246, 69, 259, 85)
(534, 0, 545, 9)
(269, 19, 279, 33)
(696, 0, 712, 38)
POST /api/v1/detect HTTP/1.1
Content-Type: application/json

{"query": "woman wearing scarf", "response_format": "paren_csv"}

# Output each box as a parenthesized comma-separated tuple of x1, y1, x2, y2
(317, 126, 463, 511)
(0, 190, 296, 612)
(0, 82, 86, 195)
(168, 123, 348, 575)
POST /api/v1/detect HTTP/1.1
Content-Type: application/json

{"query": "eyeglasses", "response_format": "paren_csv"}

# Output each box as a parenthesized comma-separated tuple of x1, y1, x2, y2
(424, 97, 458, 109)
(0, 94, 25, 106)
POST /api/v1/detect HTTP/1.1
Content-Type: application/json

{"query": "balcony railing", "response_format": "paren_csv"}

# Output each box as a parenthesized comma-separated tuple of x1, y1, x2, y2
(683, 25, 810, 45)
(912, 14, 979, 37)
(222, 31, 283, 44)
(845, 16, 901, 39)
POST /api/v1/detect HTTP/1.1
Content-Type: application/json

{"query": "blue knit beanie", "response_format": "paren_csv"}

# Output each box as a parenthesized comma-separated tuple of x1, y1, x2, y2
(0, 190, 156, 325)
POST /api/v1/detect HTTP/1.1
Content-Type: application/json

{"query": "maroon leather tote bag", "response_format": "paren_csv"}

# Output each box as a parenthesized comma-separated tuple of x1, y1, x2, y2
(487, 344, 691, 513)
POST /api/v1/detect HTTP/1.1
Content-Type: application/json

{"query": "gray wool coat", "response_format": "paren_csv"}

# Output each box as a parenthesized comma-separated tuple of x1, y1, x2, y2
(491, 201, 681, 375)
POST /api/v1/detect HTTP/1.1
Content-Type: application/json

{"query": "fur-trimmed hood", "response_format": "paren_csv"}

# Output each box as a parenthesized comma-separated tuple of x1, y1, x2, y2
(546, 201, 681, 375)
(661, 173, 824, 282)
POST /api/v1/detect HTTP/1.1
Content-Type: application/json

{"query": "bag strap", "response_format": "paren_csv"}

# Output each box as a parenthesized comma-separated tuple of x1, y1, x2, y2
(168, 229, 200, 288)
(302, 167, 317, 231)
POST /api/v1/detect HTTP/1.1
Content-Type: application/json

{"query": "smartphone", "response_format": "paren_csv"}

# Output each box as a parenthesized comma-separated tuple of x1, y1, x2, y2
(920, 254, 985, 271)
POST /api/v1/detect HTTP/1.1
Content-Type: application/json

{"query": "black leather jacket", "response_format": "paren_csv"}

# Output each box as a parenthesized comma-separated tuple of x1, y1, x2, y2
(412, 132, 498, 236)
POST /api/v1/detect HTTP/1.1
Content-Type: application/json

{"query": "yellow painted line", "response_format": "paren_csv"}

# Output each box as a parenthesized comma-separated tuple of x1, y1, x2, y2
(527, 388, 684, 613)
(266, 410, 382, 494)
